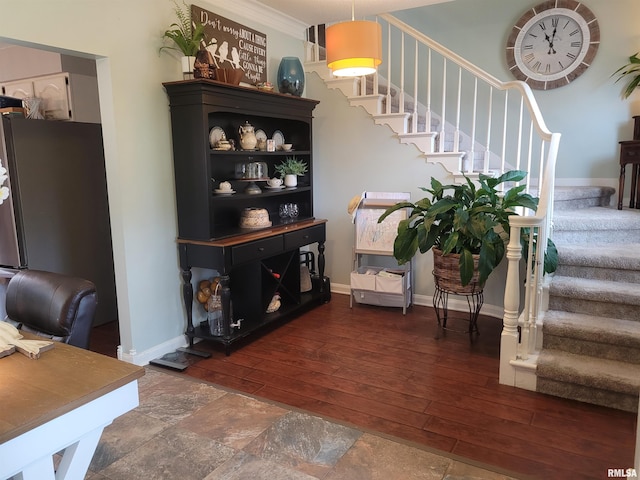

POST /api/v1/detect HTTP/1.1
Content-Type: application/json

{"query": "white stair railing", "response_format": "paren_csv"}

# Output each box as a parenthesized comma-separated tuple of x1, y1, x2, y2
(306, 14, 561, 388)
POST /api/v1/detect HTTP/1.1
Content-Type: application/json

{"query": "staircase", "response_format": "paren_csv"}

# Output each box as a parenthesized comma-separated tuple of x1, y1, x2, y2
(536, 188, 640, 412)
(307, 14, 559, 389)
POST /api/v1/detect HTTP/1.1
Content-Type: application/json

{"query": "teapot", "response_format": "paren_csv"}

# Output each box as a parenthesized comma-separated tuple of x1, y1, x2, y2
(238, 121, 257, 151)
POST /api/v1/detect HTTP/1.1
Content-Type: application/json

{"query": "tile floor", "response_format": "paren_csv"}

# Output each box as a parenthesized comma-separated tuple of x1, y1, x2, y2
(85, 367, 523, 479)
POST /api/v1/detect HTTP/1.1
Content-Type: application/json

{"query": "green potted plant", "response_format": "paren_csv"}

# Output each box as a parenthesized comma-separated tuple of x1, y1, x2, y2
(378, 170, 557, 290)
(160, 0, 209, 78)
(274, 156, 308, 187)
(612, 52, 640, 99)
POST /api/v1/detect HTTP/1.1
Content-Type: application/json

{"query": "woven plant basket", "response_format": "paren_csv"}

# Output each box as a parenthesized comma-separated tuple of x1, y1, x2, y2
(432, 248, 484, 294)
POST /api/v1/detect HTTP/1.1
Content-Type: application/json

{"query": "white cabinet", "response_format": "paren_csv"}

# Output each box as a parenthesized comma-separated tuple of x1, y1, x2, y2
(1, 73, 70, 120)
(350, 192, 413, 314)
(1, 79, 34, 99)
(1, 72, 100, 123)
(33, 74, 72, 120)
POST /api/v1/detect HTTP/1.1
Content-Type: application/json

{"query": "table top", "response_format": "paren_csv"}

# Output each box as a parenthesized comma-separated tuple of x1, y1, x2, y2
(0, 337, 144, 444)
(177, 218, 327, 247)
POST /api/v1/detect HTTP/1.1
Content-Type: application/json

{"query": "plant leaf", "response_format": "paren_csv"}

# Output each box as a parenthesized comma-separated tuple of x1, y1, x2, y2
(459, 248, 475, 286)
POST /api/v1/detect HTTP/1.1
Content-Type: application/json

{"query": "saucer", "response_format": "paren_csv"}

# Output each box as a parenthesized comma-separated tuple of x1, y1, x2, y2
(214, 189, 235, 195)
(265, 185, 285, 190)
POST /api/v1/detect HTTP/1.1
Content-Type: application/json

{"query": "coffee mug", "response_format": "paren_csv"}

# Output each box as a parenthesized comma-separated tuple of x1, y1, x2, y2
(267, 177, 282, 187)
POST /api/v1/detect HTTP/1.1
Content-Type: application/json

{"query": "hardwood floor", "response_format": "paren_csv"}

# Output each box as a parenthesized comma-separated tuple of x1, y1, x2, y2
(91, 294, 637, 479)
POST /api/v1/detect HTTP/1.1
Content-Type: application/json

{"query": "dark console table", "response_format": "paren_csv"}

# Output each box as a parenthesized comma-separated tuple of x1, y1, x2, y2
(618, 116, 640, 210)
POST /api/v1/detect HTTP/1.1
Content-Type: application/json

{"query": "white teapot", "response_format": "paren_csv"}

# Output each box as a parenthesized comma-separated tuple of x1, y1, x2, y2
(238, 121, 257, 151)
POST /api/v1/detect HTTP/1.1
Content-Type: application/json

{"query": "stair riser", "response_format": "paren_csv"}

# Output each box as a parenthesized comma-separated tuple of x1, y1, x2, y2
(555, 264, 640, 284)
(548, 296, 640, 322)
(552, 229, 640, 244)
(536, 378, 638, 412)
(543, 334, 640, 364)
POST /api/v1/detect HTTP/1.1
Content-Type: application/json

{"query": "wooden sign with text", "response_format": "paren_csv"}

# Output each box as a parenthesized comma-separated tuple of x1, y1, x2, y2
(191, 5, 267, 85)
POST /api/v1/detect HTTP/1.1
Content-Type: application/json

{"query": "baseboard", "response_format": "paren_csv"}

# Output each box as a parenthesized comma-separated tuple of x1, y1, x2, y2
(118, 334, 189, 366)
(332, 282, 504, 319)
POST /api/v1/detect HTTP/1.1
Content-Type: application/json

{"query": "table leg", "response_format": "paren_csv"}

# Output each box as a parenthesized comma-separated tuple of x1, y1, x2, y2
(54, 427, 104, 479)
(18, 457, 55, 480)
(635, 166, 640, 209)
(178, 244, 195, 346)
(631, 164, 639, 209)
(619, 164, 626, 210)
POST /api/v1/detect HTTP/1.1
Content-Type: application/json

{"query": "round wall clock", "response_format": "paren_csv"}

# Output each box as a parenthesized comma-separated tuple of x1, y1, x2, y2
(506, 1, 600, 90)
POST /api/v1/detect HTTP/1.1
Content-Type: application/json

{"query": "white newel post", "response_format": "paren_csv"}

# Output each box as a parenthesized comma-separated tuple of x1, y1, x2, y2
(500, 224, 522, 386)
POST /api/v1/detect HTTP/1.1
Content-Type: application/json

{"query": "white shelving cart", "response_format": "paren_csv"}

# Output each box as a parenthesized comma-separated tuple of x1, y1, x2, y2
(349, 192, 412, 314)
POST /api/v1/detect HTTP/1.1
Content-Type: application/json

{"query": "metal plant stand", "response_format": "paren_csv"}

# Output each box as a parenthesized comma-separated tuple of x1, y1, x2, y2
(433, 284, 483, 335)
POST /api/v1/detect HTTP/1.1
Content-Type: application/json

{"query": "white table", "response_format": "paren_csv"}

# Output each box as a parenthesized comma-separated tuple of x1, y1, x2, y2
(0, 338, 144, 479)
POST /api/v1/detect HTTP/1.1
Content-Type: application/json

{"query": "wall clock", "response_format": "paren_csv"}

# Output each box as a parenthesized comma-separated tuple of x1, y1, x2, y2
(506, 1, 600, 90)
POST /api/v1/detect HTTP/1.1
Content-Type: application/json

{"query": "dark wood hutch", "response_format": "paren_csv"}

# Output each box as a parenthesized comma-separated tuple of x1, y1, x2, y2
(163, 79, 328, 354)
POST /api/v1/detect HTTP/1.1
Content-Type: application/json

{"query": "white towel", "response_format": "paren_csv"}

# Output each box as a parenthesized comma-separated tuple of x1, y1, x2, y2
(0, 321, 54, 359)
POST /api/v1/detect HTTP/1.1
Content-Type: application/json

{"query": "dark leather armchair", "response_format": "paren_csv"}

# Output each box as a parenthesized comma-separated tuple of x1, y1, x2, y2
(5, 269, 98, 349)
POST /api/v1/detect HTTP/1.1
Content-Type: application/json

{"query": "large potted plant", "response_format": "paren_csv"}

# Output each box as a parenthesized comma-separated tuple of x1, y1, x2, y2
(612, 53, 640, 99)
(160, 0, 209, 78)
(378, 170, 557, 292)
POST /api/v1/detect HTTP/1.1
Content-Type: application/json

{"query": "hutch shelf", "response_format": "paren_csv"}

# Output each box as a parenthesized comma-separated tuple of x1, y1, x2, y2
(164, 79, 329, 355)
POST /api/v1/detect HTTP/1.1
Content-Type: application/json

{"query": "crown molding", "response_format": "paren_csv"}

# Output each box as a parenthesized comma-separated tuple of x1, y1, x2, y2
(200, 0, 309, 41)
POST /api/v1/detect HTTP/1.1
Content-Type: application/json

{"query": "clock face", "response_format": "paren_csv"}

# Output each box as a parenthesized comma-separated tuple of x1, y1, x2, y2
(506, 1, 600, 90)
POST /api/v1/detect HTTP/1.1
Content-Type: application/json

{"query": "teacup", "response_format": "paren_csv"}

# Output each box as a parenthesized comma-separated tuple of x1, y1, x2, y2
(267, 178, 283, 188)
(219, 181, 232, 191)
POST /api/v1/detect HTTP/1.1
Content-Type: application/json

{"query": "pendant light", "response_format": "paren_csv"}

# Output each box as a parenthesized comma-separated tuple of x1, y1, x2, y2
(325, 1, 382, 77)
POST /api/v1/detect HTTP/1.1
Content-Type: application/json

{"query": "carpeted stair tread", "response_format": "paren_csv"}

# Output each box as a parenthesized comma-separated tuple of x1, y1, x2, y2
(544, 310, 640, 347)
(543, 310, 640, 363)
(553, 186, 615, 202)
(550, 186, 615, 211)
(537, 349, 640, 396)
(536, 377, 638, 412)
(555, 243, 640, 270)
(553, 207, 640, 232)
(550, 275, 640, 306)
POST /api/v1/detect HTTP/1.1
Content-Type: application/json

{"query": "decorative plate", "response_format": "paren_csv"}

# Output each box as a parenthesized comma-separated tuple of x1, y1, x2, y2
(209, 126, 225, 148)
(264, 185, 285, 190)
(272, 130, 285, 148)
(214, 188, 235, 195)
(255, 129, 267, 142)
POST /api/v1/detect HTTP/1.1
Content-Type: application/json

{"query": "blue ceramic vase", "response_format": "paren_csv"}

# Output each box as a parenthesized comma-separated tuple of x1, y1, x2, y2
(277, 57, 305, 96)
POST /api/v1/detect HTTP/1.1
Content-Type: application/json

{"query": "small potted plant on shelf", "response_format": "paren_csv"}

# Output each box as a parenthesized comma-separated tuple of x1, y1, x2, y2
(275, 156, 308, 187)
(378, 170, 558, 292)
(160, 0, 209, 79)
(612, 52, 640, 99)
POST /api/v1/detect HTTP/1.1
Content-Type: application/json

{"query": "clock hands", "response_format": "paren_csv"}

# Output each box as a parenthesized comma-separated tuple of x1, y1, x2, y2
(543, 24, 557, 55)
(548, 25, 557, 55)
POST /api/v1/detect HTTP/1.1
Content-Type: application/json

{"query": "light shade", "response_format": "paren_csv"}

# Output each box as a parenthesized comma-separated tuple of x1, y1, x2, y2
(326, 20, 382, 77)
